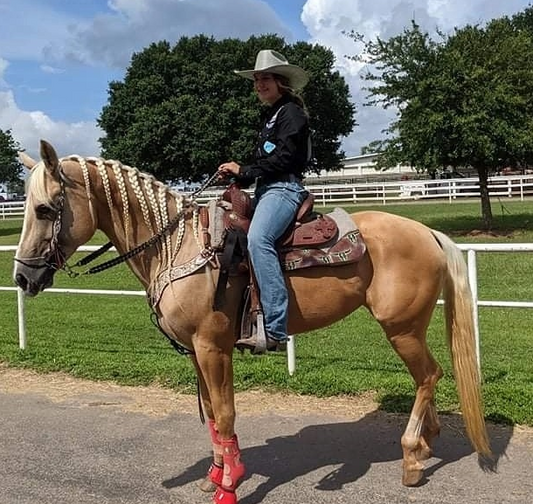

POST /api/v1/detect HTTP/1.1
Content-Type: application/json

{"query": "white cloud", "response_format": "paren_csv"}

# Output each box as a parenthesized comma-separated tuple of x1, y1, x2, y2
(40, 65, 65, 75)
(45, 0, 292, 68)
(17, 85, 46, 94)
(0, 0, 77, 61)
(0, 90, 102, 159)
(302, 0, 533, 155)
(0, 57, 8, 88)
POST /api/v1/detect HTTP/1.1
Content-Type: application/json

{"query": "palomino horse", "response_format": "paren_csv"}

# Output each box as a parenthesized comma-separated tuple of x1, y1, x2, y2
(14, 140, 491, 504)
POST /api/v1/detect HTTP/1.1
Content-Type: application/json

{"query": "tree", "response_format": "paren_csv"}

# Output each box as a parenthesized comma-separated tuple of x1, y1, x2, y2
(350, 18, 533, 230)
(98, 35, 355, 182)
(0, 129, 23, 186)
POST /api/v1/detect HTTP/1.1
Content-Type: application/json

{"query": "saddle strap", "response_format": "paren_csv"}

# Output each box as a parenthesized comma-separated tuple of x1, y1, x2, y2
(199, 206, 211, 249)
(213, 229, 248, 310)
(148, 249, 216, 308)
(238, 276, 263, 343)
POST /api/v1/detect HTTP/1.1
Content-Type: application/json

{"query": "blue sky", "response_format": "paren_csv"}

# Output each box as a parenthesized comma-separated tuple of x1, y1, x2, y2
(1, 0, 532, 159)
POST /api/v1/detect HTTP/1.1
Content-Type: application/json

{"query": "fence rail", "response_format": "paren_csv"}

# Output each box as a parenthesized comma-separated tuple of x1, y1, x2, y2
(0, 201, 25, 219)
(190, 174, 533, 206)
(3, 174, 533, 218)
(2, 243, 533, 375)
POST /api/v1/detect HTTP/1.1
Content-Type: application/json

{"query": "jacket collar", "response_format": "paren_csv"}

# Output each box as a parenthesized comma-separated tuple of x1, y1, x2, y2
(262, 94, 292, 121)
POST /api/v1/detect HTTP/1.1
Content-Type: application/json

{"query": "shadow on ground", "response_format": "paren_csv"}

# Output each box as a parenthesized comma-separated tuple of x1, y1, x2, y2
(163, 401, 514, 504)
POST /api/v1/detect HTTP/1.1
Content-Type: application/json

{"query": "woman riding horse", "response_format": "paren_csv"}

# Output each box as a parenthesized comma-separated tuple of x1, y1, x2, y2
(14, 140, 491, 504)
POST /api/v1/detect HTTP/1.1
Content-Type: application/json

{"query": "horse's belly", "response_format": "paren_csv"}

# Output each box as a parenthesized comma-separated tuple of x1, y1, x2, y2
(286, 264, 365, 333)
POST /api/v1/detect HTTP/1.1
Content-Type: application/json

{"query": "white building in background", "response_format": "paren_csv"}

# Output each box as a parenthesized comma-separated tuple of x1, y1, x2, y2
(0, 184, 11, 200)
(306, 153, 416, 183)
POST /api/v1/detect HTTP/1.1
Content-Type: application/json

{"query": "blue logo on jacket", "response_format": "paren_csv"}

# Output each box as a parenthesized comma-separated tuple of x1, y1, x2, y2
(263, 141, 276, 153)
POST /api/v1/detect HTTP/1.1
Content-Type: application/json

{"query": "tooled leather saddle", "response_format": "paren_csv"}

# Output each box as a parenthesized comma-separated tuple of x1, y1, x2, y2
(199, 184, 366, 311)
(218, 183, 338, 248)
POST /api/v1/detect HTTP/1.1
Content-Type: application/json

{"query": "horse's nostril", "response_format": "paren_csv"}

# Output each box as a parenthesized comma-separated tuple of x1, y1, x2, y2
(15, 273, 28, 291)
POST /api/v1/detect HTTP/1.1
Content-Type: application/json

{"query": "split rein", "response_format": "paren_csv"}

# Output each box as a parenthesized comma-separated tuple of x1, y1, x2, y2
(21, 169, 222, 278)
(62, 211, 186, 277)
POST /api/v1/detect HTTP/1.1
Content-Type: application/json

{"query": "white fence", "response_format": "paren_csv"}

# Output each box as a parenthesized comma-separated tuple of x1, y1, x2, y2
(2, 174, 533, 218)
(2, 243, 533, 375)
(0, 201, 24, 219)
(191, 174, 533, 206)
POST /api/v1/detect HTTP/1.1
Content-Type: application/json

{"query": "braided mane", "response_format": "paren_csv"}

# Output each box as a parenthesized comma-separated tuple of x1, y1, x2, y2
(28, 155, 202, 271)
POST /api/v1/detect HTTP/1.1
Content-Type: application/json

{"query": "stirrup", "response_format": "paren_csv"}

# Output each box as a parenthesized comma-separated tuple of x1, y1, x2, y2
(235, 334, 286, 354)
(235, 312, 286, 354)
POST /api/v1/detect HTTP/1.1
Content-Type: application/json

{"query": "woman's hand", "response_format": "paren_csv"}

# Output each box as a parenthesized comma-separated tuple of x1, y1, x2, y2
(217, 161, 241, 177)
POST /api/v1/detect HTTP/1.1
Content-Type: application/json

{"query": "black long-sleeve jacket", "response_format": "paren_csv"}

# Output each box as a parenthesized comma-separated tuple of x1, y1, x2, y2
(236, 94, 309, 188)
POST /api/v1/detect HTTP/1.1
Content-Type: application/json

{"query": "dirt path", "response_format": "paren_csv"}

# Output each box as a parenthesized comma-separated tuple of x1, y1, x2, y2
(2, 365, 532, 504)
(2, 364, 532, 439)
(0, 365, 379, 418)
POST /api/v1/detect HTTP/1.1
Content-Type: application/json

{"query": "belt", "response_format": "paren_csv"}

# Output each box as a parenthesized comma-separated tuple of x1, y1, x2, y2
(279, 173, 302, 183)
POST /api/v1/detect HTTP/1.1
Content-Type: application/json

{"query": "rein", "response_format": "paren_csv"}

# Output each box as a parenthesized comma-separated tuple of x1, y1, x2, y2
(63, 207, 190, 277)
(60, 170, 222, 277)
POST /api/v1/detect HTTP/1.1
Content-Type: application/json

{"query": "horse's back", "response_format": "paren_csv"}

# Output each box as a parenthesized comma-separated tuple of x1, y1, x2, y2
(351, 210, 444, 266)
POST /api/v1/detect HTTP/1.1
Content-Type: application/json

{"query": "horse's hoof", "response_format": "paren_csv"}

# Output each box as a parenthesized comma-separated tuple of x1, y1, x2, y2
(402, 467, 424, 487)
(198, 476, 217, 493)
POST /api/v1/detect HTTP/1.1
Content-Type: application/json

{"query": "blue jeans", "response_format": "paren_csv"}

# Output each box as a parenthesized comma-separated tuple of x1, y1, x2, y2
(248, 181, 308, 341)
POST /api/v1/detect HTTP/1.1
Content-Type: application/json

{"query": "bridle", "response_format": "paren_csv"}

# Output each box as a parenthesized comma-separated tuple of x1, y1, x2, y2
(14, 168, 67, 273)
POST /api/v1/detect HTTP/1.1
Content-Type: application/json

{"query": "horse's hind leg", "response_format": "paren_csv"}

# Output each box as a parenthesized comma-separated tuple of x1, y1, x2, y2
(418, 398, 440, 461)
(386, 329, 443, 486)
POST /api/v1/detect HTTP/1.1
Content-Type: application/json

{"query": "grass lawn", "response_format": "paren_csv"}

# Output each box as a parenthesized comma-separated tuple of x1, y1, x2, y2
(1, 199, 532, 426)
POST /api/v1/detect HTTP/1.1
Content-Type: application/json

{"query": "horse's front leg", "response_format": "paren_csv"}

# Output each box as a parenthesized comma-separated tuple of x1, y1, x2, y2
(190, 355, 225, 493)
(194, 330, 246, 504)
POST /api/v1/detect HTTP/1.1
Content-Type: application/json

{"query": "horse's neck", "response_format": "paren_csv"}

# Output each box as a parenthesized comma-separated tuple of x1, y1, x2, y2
(82, 158, 200, 287)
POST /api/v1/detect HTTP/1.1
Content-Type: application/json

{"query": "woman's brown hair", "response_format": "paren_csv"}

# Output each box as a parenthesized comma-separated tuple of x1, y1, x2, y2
(274, 74, 308, 115)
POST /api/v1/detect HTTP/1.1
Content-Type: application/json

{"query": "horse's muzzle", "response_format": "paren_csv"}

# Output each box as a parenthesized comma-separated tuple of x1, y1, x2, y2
(13, 261, 55, 296)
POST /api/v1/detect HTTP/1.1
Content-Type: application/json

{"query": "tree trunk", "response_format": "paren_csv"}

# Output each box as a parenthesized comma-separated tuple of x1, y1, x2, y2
(476, 167, 493, 230)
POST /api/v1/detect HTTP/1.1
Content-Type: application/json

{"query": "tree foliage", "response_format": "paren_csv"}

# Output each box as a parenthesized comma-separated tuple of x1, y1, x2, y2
(98, 35, 355, 183)
(350, 13, 533, 229)
(0, 129, 23, 187)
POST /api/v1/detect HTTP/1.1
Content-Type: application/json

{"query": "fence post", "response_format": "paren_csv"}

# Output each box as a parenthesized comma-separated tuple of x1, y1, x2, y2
(466, 249, 480, 372)
(287, 335, 296, 375)
(17, 287, 26, 350)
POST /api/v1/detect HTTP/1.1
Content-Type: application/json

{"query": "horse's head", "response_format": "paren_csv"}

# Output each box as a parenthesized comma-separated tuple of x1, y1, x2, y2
(14, 140, 97, 296)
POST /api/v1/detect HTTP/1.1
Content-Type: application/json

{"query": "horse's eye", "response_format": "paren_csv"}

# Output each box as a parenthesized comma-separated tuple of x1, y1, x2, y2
(35, 204, 56, 221)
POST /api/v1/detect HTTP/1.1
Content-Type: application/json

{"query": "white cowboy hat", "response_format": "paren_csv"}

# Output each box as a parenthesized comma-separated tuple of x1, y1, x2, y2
(234, 49, 309, 90)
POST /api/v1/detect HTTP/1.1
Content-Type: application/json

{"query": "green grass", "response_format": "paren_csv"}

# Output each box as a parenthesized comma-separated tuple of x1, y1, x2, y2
(339, 198, 533, 241)
(1, 200, 533, 426)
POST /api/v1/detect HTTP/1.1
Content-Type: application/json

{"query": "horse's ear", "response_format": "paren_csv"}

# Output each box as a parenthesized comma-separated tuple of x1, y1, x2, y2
(19, 151, 36, 170)
(39, 140, 60, 178)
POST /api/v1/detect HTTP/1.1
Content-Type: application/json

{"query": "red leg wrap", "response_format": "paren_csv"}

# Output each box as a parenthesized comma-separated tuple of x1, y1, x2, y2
(220, 435, 246, 491)
(213, 487, 237, 504)
(208, 420, 223, 459)
(208, 462, 224, 487)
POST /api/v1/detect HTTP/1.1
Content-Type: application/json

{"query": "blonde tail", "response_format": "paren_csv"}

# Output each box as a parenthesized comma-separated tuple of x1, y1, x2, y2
(431, 229, 491, 457)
